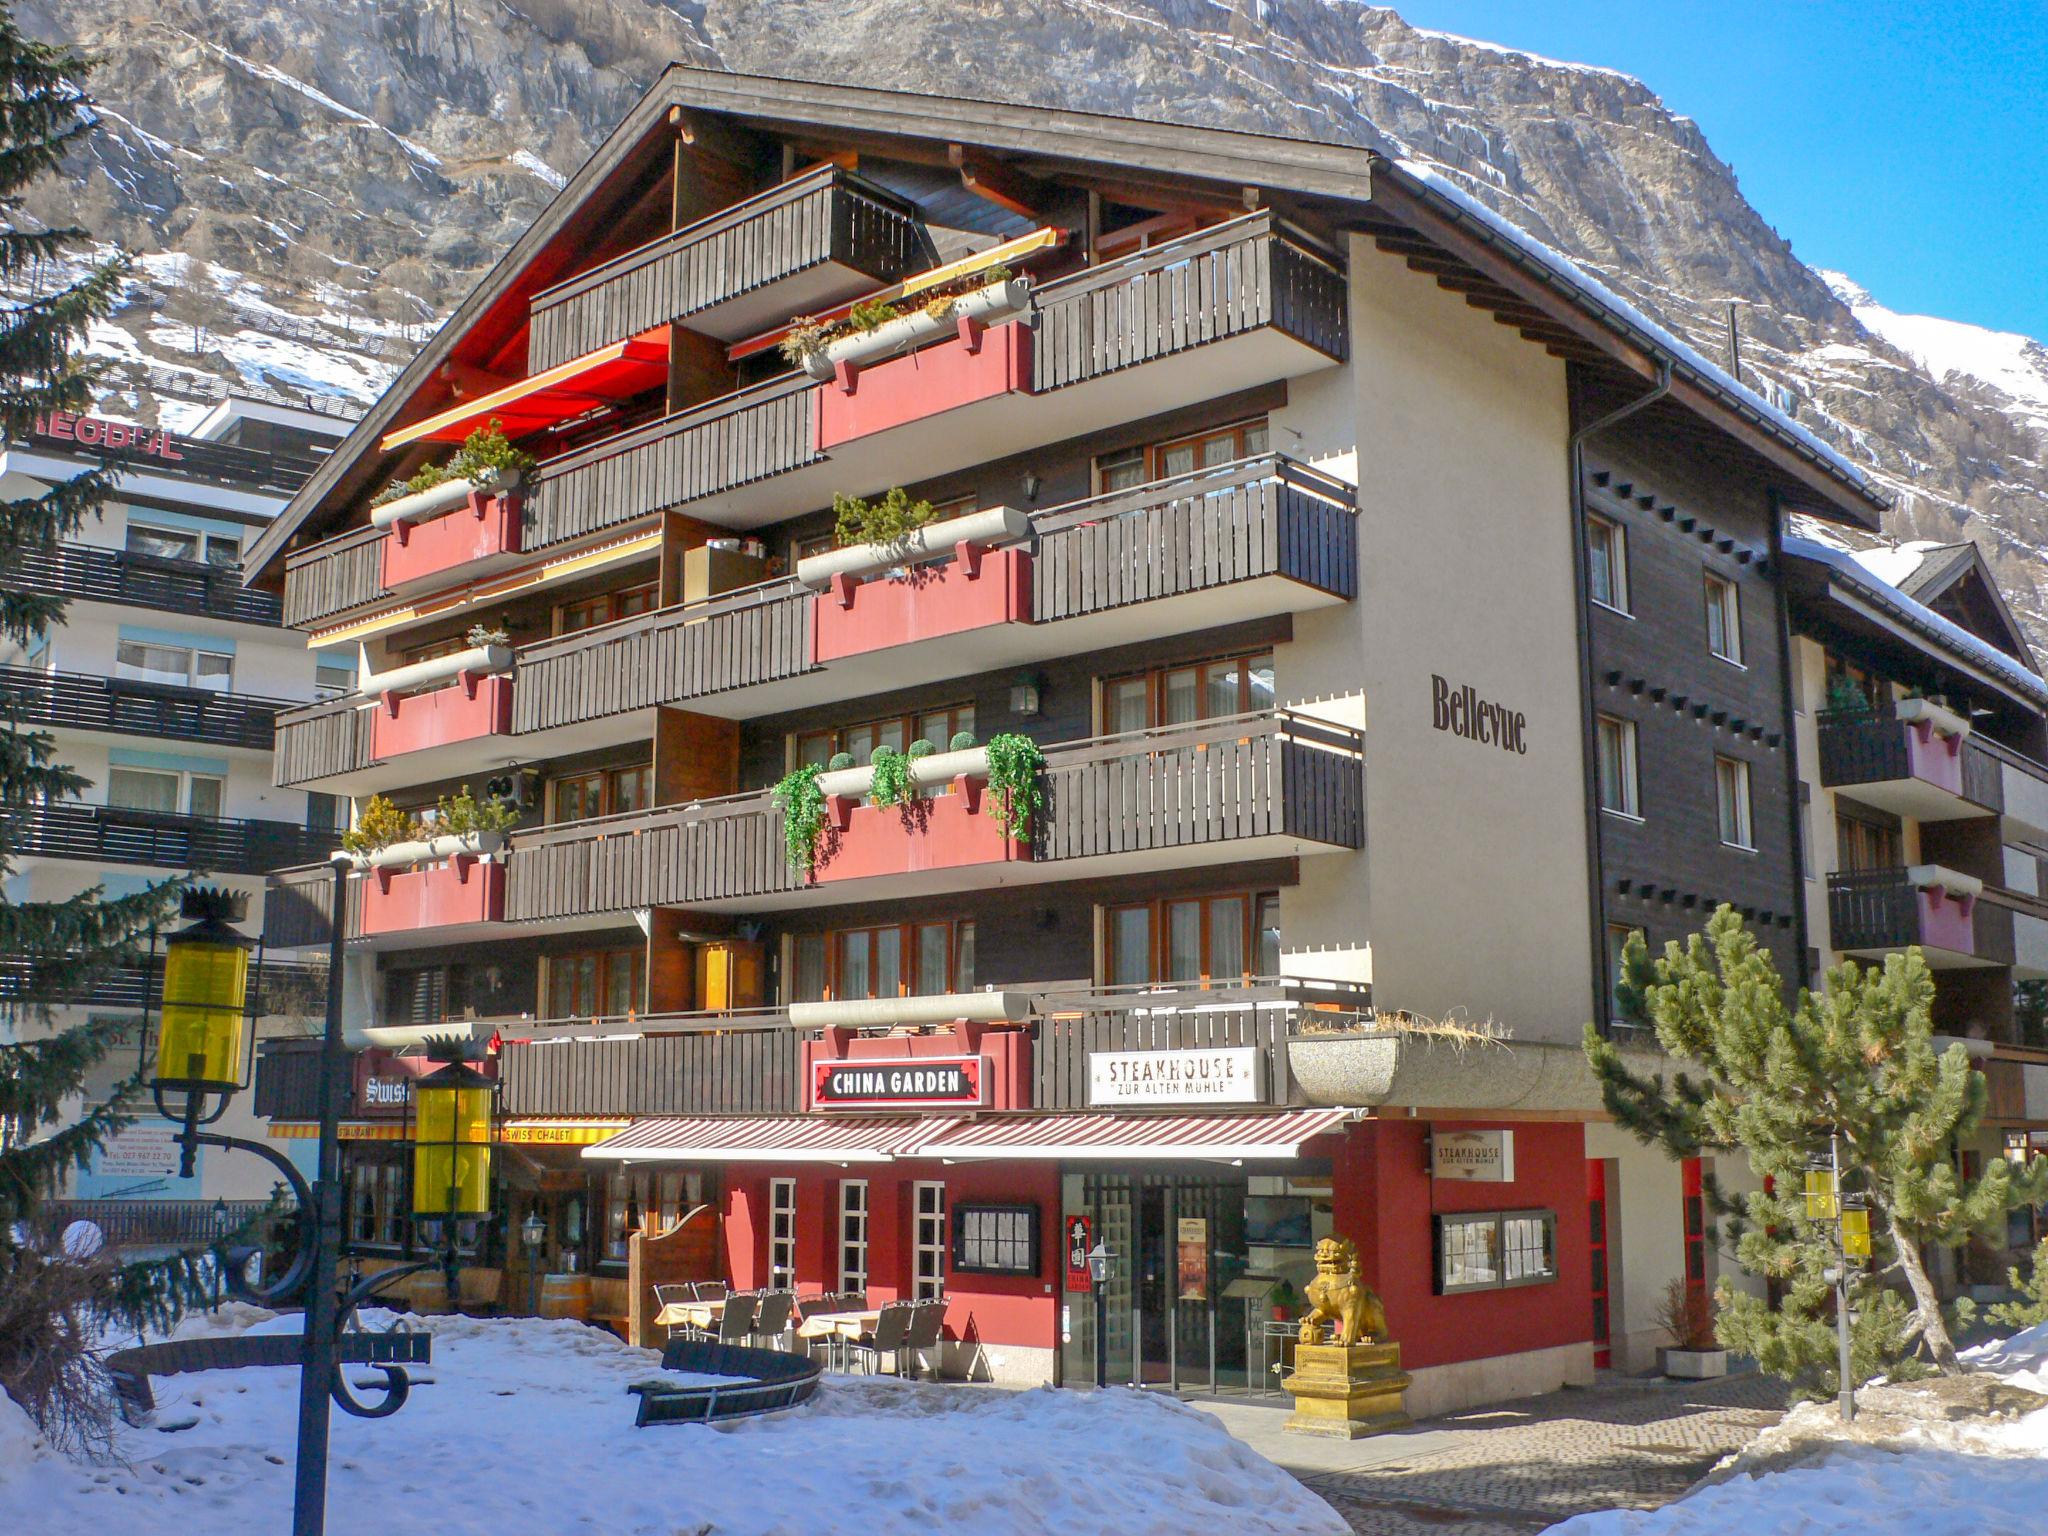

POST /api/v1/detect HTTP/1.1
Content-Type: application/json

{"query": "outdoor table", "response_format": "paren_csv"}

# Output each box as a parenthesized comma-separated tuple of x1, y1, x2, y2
(654, 1298, 726, 1332)
(795, 1308, 883, 1342)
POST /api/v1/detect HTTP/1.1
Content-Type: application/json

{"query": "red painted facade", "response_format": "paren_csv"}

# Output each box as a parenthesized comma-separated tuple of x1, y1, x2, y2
(1330, 1118, 1593, 1372)
(723, 1160, 1061, 1355)
(811, 546, 1032, 663)
(360, 857, 505, 936)
(380, 491, 522, 590)
(816, 779, 1029, 884)
(370, 674, 513, 761)
(814, 321, 1032, 449)
(1918, 883, 1978, 953)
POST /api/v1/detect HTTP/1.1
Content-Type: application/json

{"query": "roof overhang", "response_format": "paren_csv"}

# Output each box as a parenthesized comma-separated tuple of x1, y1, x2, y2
(247, 64, 1887, 584)
(379, 328, 670, 450)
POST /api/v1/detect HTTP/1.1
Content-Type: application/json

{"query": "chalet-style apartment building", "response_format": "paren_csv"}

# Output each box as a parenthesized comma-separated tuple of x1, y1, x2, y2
(239, 68, 2048, 1410)
(0, 397, 348, 1226)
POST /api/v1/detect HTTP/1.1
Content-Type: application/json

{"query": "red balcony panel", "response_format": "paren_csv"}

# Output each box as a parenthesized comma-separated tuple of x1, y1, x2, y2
(361, 858, 505, 936)
(379, 493, 523, 591)
(1903, 719, 1967, 797)
(811, 547, 1032, 664)
(816, 777, 1030, 885)
(814, 322, 1032, 450)
(1917, 883, 1977, 955)
(370, 674, 513, 761)
(799, 1030, 1032, 1112)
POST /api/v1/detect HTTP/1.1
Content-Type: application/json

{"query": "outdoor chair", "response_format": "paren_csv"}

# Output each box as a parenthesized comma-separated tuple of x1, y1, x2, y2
(653, 1283, 696, 1341)
(751, 1290, 794, 1350)
(714, 1292, 758, 1346)
(690, 1279, 729, 1302)
(903, 1298, 947, 1381)
(844, 1301, 914, 1377)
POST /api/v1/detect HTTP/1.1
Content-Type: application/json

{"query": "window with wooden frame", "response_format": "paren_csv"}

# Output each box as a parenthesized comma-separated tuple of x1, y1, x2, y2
(793, 702, 976, 772)
(1704, 572, 1742, 664)
(1104, 891, 1279, 988)
(1100, 650, 1275, 735)
(1835, 810, 1901, 873)
(768, 1178, 796, 1290)
(398, 634, 474, 669)
(838, 1180, 870, 1291)
(912, 1181, 947, 1300)
(545, 945, 645, 1020)
(1094, 417, 1271, 494)
(786, 919, 976, 1005)
(347, 1154, 407, 1248)
(384, 964, 471, 1027)
(1715, 755, 1754, 850)
(1822, 651, 1886, 714)
(554, 580, 658, 637)
(549, 762, 651, 825)
(1595, 715, 1640, 819)
(1587, 514, 1629, 614)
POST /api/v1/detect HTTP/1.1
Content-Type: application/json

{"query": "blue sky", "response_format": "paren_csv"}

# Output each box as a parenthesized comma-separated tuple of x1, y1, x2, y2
(1389, 2, 2048, 341)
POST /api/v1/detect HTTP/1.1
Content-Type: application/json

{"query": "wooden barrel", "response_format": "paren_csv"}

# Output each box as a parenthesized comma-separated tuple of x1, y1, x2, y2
(538, 1272, 591, 1321)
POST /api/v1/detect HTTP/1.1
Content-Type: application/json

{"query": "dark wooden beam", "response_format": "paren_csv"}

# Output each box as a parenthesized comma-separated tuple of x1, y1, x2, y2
(948, 143, 1044, 219)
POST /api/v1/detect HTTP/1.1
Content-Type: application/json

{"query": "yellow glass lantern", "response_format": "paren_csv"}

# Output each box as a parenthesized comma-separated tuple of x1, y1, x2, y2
(412, 1060, 495, 1222)
(152, 888, 253, 1095)
(1841, 1206, 1872, 1260)
(1803, 1168, 1839, 1221)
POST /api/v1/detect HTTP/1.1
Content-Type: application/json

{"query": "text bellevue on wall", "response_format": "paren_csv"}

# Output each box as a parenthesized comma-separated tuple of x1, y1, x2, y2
(1430, 673, 1527, 755)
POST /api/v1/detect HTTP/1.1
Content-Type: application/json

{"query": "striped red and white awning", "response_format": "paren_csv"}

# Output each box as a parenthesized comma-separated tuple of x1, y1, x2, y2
(583, 1114, 937, 1164)
(899, 1107, 1356, 1162)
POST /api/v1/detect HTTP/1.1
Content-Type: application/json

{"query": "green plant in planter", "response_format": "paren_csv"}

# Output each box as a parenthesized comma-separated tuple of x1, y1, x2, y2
(778, 314, 830, 369)
(827, 751, 855, 772)
(832, 486, 939, 550)
(983, 732, 1046, 842)
(1270, 1278, 1299, 1321)
(373, 420, 536, 506)
(772, 763, 828, 876)
(431, 786, 521, 839)
(1824, 672, 1873, 716)
(907, 739, 935, 761)
(949, 730, 977, 752)
(339, 793, 423, 856)
(868, 745, 913, 808)
(847, 295, 902, 334)
(465, 622, 511, 649)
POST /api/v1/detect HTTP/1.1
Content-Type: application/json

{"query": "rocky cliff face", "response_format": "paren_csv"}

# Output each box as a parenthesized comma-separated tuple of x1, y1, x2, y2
(25, 0, 2048, 644)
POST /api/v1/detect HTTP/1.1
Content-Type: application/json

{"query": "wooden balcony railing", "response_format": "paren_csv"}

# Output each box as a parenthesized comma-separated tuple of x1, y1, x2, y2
(1815, 709, 2004, 813)
(273, 697, 375, 788)
(0, 666, 290, 750)
(526, 166, 931, 372)
(498, 1015, 804, 1118)
(282, 522, 384, 629)
(17, 542, 282, 625)
(0, 954, 324, 1012)
(263, 861, 360, 950)
(2, 801, 333, 874)
(1827, 868, 2007, 963)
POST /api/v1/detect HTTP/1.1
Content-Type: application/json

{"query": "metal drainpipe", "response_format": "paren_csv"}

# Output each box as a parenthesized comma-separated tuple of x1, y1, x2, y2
(1569, 361, 1673, 1032)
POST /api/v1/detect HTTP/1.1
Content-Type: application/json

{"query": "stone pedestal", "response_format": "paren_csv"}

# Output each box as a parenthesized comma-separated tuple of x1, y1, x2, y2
(1283, 1340, 1412, 1439)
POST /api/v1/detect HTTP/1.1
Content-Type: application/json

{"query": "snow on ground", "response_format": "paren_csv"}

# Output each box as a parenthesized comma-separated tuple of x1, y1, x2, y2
(1548, 1323, 2048, 1536)
(2, 1309, 1342, 1536)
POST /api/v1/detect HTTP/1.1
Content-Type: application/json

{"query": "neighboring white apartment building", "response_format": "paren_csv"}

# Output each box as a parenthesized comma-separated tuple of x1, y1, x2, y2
(0, 396, 352, 1223)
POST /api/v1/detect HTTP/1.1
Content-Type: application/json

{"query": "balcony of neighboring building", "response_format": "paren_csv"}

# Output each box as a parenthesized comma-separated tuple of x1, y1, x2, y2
(2, 800, 332, 876)
(17, 540, 282, 627)
(270, 454, 1358, 794)
(274, 214, 1348, 637)
(1827, 865, 2009, 968)
(261, 707, 1364, 948)
(0, 665, 293, 752)
(1816, 697, 2004, 822)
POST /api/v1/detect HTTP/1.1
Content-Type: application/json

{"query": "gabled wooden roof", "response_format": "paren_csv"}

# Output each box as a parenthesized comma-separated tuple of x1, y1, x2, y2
(245, 65, 1887, 585)
(1894, 540, 2037, 667)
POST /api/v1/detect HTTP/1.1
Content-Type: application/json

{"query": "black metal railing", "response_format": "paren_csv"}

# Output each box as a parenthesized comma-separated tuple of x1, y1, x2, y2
(29, 1199, 287, 1250)
(15, 542, 283, 625)
(0, 667, 291, 749)
(2, 801, 334, 874)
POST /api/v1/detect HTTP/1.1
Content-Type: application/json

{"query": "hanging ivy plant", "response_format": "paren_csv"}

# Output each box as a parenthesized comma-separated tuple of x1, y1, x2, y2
(771, 763, 828, 876)
(868, 745, 914, 808)
(983, 733, 1046, 843)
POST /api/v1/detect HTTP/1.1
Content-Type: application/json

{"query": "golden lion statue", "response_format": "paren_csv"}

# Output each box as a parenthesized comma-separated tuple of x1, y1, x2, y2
(1298, 1235, 1387, 1346)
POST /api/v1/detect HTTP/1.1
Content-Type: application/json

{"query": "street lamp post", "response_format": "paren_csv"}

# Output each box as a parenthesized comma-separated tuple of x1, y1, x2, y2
(521, 1211, 547, 1316)
(1087, 1240, 1115, 1389)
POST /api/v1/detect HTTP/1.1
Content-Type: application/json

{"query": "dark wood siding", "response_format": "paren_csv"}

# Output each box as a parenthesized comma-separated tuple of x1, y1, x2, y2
(499, 1027, 801, 1117)
(526, 168, 930, 372)
(20, 542, 282, 626)
(282, 523, 384, 629)
(0, 666, 286, 750)
(273, 699, 374, 788)
(263, 862, 358, 949)
(2, 803, 330, 874)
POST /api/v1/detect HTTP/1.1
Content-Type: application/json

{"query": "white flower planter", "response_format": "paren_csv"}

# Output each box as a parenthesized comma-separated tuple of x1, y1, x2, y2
(816, 747, 988, 801)
(370, 466, 520, 530)
(794, 506, 1032, 589)
(1662, 1348, 1729, 1380)
(800, 277, 1032, 380)
(359, 643, 513, 700)
(350, 828, 507, 872)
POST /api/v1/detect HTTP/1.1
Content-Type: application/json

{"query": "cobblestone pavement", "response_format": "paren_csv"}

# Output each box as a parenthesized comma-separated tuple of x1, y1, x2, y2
(1200, 1372, 1786, 1536)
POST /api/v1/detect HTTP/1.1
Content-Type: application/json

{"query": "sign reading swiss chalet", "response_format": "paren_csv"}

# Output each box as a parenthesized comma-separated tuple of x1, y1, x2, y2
(811, 1055, 988, 1110)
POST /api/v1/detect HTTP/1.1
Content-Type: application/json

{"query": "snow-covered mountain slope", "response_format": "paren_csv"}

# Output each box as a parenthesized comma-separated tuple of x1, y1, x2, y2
(20, 0, 2048, 648)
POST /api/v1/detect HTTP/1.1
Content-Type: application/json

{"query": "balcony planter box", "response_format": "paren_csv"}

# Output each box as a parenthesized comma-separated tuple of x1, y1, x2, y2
(360, 836, 507, 937)
(816, 774, 1029, 885)
(1909, 864, 1982, 954)
(809, 545, 1032, 662)
(1660, 1348, 1729, 1380)
(815, 319, 1032, 450)
(379, 491, 523, 592)
(370, 672, 513, 761)
(1897, 697, 1972, 796)
(801, 277, 1031, 380)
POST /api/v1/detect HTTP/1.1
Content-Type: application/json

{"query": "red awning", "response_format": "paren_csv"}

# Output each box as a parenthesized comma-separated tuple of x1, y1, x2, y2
(379, 328, 670, 451)
(582, 1114, 943, 1164)
(899, 1107, 1355, 1162)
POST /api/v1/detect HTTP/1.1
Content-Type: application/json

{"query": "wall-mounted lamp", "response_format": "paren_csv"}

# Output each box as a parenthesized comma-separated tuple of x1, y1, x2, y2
(1022, 472, 1041, 503)
(1010, 672, 1046, 716)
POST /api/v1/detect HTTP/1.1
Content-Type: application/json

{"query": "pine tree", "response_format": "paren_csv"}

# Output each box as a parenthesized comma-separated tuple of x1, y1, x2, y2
(0, 2, 194, 1441)
(1584, 905, 2048, 1395)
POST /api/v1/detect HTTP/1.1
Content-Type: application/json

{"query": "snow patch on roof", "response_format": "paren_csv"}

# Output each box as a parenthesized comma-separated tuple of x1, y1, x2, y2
(1785, 533, 2048, 703)
(1848, 540, 1949, 591)
(1391, 159, 1878, 507)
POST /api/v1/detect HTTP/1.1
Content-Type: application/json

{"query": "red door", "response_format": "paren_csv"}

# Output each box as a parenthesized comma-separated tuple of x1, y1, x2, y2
(1587, 1160, 1611, 1369)
(1681, 1157, 1707, 1299)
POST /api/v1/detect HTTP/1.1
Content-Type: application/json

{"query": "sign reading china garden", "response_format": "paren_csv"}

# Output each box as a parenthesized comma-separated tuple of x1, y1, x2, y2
(1088, 1046, 1262, 1106)
(811, 1056, 988, 1110)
